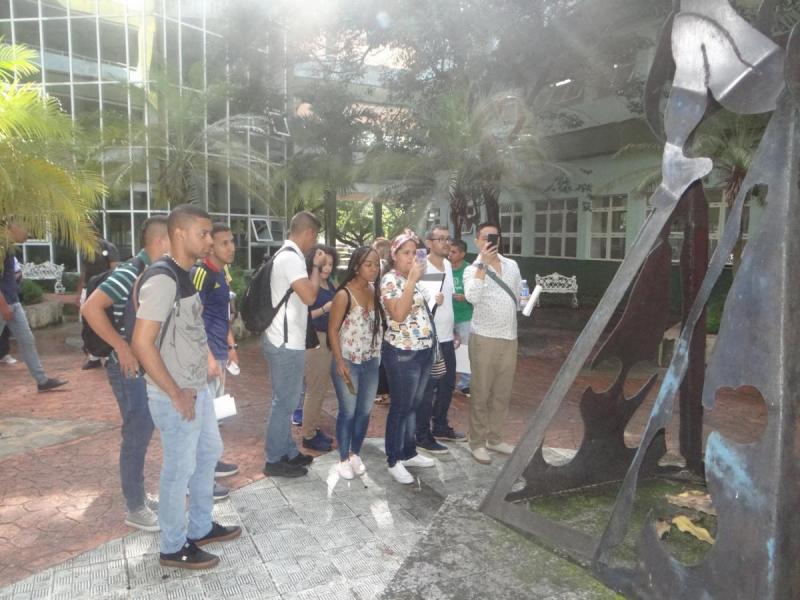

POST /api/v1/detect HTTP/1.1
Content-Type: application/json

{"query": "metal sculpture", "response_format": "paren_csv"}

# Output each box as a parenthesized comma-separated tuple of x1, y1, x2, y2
(481, 0, 799, 596)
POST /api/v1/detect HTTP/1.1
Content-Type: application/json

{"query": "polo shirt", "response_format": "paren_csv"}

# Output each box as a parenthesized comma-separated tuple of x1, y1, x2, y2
(266, 240, 309, 350)
(97, 249, 151, 339)
(192, 258, 232, 361)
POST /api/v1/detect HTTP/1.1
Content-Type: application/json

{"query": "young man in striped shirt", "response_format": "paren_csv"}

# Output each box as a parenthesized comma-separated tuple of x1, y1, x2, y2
(81, 216, 170, 531)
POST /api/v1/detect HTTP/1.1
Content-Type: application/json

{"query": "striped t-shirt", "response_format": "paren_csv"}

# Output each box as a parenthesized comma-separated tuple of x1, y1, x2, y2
(97, 249, 151, 339)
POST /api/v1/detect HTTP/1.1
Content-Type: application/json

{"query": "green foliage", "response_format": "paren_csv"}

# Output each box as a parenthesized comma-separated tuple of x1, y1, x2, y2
(335, 199, 416, 248)
(227, 264, 248, 301)
(0, 39, 104, 258)
(706, 294, 725, 335)
(19, 278, 43, 305)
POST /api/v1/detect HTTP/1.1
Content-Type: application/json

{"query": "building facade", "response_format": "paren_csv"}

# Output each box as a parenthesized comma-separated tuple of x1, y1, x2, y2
(1, 0, 290, 270)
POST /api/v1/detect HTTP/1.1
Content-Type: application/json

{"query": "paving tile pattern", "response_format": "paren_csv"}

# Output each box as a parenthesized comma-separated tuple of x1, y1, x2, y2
(0, 440, 512, 599)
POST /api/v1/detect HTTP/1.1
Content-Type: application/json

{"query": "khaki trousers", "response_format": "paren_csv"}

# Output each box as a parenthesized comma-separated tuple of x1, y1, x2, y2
(301, 331, 332, 439)
(467, 333, 518, 449)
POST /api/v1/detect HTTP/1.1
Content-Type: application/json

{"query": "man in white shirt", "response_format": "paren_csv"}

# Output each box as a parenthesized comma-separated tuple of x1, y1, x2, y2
(464, 222, 522, 464)
(262, 212, 327, 478)
(416, 226, 466, 455)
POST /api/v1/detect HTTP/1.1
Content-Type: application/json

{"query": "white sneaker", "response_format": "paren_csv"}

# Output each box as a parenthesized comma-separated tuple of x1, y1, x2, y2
(487, 442, 515, 455)
(402, 453, 435, 468)
(388, 462, 414, 484)
(0, 354, 16, 364)
(471, 446, 492, 464)
(337, 460, 355, 480)
(349, 454, 366, 476)
(124, 506, 159, 532)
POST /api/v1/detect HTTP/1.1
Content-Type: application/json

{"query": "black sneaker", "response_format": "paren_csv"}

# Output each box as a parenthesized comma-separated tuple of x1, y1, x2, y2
(37, 378, 68, 392)
(287, 452, 314, 467)
(433, 427, 467, 442)
(81, 359, 102, 370)
(302, 430, 332, 452)
(214, 461, 239, 478)
(188, 521, 242, 547)
(459, 387, 471, 397)
(263, 458, 307, 478)
(416, 436, 449, 455)
(159, 541, 219, 570)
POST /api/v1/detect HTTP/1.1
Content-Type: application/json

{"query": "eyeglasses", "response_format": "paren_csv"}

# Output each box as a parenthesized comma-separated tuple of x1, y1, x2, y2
(428, 237, 452, 243)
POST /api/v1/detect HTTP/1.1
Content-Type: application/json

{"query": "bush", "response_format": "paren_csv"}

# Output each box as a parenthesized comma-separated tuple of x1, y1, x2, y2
(62, 272, 79, 292)
(706, 294, 725, 334)
(19, 279, 44, 305)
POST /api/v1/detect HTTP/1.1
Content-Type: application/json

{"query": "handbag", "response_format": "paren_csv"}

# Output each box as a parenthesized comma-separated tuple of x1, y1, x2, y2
(305, 314, 320, 349)
(421, 285, 446, 380)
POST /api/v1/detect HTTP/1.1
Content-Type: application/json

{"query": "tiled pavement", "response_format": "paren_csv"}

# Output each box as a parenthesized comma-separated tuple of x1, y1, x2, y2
(0, 305, 766, 593)
(0, 440, 554, 599)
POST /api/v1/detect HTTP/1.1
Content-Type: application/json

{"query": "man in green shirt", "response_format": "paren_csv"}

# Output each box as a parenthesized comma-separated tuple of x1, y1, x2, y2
(449, 239, 472, 395)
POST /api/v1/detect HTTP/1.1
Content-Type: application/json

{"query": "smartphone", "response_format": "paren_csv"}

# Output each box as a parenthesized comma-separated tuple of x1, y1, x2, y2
(345, 376, 357, 395)
(415, 248, 428, 264)
(486, 233, 499, 249)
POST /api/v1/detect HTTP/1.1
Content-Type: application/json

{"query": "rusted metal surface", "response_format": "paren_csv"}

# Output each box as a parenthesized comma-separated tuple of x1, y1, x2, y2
(482, 2, 798, 598)
(506, 237, 672, 503)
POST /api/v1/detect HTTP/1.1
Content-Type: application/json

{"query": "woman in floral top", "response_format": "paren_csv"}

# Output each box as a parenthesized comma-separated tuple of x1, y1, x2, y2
(328, 247, 384, 479)
(380, 230, 443, 484)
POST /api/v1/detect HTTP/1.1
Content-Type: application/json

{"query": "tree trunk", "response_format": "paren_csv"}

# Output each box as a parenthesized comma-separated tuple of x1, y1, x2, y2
(372, 200, 383, 239)
(324, 188, 336, 247)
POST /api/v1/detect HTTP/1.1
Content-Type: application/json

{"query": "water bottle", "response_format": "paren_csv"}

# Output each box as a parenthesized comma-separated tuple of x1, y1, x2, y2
(520, 279, 530, 310)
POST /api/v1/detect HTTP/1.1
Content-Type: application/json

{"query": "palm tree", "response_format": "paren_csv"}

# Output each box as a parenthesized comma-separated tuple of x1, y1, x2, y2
(87, 71, 280, 215)
(0, 41, 104, 256)
(615, 110, 767, 272)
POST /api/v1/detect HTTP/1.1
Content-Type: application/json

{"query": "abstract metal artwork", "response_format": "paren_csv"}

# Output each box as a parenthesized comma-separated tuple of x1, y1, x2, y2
(481, 0, 799, 597)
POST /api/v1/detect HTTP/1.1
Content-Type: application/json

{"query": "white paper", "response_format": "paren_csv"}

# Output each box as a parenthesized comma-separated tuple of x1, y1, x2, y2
(522, 284, 543, 317)
(213, 394, 237, 420)
(455, 344, 471, 374)
(418, 272, 446, 309)
(226, 361, 240, 376)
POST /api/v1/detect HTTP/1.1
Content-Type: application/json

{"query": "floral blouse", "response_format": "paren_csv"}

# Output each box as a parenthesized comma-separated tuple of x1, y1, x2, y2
(380, 270, 433, 351)
(339, 288, 381, 364)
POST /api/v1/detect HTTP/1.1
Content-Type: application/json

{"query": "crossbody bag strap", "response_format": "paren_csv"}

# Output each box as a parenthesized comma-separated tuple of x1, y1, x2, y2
(486, 269, 518, 307)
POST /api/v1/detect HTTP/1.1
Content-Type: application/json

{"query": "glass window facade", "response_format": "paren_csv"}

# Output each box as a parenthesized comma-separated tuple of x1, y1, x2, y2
(1, 0, 288, 270)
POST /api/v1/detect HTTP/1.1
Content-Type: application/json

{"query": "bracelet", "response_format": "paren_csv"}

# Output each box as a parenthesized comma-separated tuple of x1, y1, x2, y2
(228, 343, 238, 350)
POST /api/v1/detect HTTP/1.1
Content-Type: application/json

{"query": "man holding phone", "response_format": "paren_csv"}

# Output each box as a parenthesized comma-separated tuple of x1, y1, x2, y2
(463, 222, 522, 465)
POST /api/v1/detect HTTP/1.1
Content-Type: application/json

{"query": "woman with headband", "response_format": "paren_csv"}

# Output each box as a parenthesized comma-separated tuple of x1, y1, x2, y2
(379, 230, 443, 483)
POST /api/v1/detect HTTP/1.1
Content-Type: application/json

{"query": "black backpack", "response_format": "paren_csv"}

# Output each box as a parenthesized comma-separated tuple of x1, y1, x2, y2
(121, 257, 181, 350)
(81, 255, 146, 358)
(241, 247, 298, 340)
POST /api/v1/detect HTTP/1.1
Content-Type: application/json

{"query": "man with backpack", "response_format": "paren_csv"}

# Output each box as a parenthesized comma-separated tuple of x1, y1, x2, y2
(131, 204, 240, 571)
(261, 211, 327, 478)
(81, 215, 170, 531)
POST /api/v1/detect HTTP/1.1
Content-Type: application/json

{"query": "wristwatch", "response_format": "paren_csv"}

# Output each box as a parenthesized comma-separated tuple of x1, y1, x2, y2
(228, 343, 238, 350)
(475, 263, 487, 271)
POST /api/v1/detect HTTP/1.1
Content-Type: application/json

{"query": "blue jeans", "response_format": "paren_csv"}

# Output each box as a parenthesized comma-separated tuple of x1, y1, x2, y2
(0, 302, 47, 384)
(332, 357, 380, 461)
(106, 362, 154, 512)
(382, 343, 433, 467)
(417, 340, 456, 436)
(454, 321, 471, 390)
(262, 336, 305, 464)
(147, 384, 222, 554)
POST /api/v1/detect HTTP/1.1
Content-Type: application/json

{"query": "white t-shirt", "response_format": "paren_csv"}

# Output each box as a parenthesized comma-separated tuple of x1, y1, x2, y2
(426, 258, 455, 342)
(266, 240, 309, 350)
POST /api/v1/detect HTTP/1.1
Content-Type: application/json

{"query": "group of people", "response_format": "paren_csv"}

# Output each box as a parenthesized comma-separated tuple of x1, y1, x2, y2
(0, 206, 524, 572)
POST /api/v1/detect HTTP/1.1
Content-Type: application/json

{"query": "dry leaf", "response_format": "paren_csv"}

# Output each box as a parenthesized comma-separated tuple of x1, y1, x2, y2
(655, 519, 671, 539)
(672, 515, 715, 544)
(666, 490, 717, 516)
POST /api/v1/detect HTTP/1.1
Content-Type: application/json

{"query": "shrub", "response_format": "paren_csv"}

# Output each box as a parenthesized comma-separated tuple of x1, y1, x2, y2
(19, 279, 44, 305)
(706, 294, 725, 334)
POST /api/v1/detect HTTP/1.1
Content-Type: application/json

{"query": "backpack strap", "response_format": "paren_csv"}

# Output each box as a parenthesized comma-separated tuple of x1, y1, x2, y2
(272, 246, 301, 346)
(132, 258, 182, 353)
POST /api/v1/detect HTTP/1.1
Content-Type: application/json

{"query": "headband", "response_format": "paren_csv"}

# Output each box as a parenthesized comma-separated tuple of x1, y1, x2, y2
(390, 229, 420, 260)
